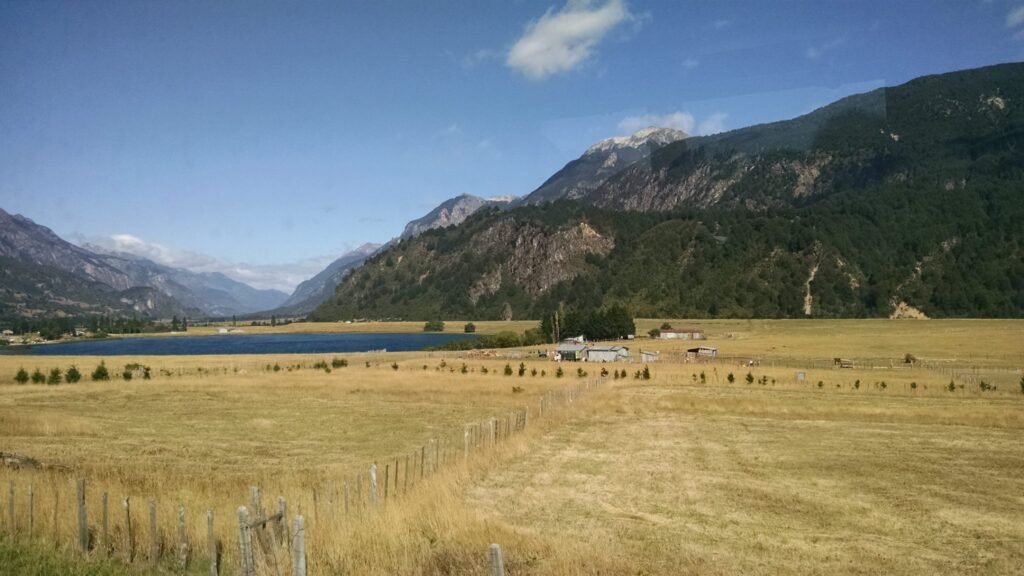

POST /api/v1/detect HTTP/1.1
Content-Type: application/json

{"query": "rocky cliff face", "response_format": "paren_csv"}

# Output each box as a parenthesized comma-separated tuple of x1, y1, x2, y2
(274, 243, 381, 315)
(310, 213, 615, 321)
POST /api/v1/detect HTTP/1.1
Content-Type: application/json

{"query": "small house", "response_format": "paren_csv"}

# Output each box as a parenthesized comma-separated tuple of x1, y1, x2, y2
(586, 346, 629, 363)
(640, 350, 659, 363)
(555, 343, 587, 362)
(659, 327, 705, 340)
(686, 346, 717, 359)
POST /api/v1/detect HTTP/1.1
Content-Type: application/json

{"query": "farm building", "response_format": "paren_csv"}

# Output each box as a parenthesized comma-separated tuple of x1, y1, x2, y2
(686, 346, 718, 359)
(640, 350, 659, 363)
(555, 343, 587, 362)
(586, 346, 629, 362)
(659, 327, 705, 340)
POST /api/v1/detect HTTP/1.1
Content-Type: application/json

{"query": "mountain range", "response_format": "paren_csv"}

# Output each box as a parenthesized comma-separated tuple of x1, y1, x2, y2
(311, 62, 1024, 321)
(3, 63, 1021, 323)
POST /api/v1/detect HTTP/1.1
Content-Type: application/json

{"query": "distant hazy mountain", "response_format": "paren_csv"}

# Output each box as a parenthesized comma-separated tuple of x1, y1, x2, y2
(516, 127, 686, 206)
(83, 245, 288, 316)
(400, 194, 516, 239)
(270, 243, 381, 316)
(0, 208, 286, 319)
(0, 209, 199, 319)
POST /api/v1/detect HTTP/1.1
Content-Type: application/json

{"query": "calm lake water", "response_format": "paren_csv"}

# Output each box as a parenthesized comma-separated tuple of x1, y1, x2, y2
(9, 333, 474, 356)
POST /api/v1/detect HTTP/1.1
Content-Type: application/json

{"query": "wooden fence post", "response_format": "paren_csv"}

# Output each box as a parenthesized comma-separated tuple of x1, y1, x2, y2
(343, 481, 350, 516)
(27, 484, 33, 540)
(490, 543, 505, 576)
(369, 464, 378, 505)
(207, 510, 218, 576)
(7, 480, 14, 536)
(291, 516, 306, 576)
(249, 486, 263, 518)
(124, 496, 134, 563)
(149, 499, 159, 562)
(277, 496, 289, 547)
(420, 445, 426, 480)
(178, 504, 189, 569)
(101, 492, 109, 557)
(76, 479, 88, 552)
(394, 458, 400, 497)
(384, 463, 390, 501)
(404, 454, 410, 491)
(238, 506, 254, 576)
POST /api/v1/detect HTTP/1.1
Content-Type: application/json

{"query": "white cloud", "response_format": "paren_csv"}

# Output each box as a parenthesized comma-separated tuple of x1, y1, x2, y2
(618, 111, 695, 134)
(1009, 5, 1024, 27)
(507, 0, 633, 80)
(682, 57, 700, 69)
(80, 234, 343, 293)
(697, 113, 728, 135)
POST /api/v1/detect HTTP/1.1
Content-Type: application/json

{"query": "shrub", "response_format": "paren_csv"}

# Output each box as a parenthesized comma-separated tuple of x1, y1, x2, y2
(391, 362, 399, 371)
(854, 379, 860, 390)
(423, 320, 445, 332)
(979, 380, 994, 392)
(47, 368, 62, 385)
(541, 370, 546, 377)
(518, 363, 526, 377)
(14, 368, 28, 384)
(481, 367, 489, 374)
(92, 362, 110, 381)
(948, 380, 956, 392)
(31, 369, 45, 384)
(531, 368, 538, 377)
(660, 322, 673, 330)
(504, 364, 513, 376)
(331, 357, 348, 368)
(463, 322, 476, 333)
(699, 371, 706, 383)
(272, 363, 281, 372)
(122, 370, 133, 381)
(647, 328, 660, 338)
(727, 372, 735, 383)
(600, 367, 609, 377)
(910, 381, 918, 390)
(461, 363, 468, 374)
(817, 381, 824, 388)
(613, 369, 620, 380)
(642, 365, 651, 380)
(745, 372, 754, 384)
(577, 367, 586, 378)
(880, 381, 887, 390)
(555, 367, 564, 378)
(65, 366, 81, 384)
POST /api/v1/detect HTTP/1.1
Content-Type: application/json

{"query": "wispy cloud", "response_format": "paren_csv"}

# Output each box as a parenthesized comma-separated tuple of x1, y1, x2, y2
(681, 57, 700, 69)
(507, 0, 633, 80)
(618, 112, 695, 134)
(806, 36, 846, 60)
(79, 234, 344, 293)
(1008, 5, 1024, 28)
(462, 48, 500, 69)
(617, 111, 729, 136)
(697, 113, 728, 135)
(711, 18, 732, 31)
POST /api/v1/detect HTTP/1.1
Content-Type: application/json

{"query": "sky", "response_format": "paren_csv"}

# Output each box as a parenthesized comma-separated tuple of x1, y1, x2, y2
(1, 0, 1022, 292)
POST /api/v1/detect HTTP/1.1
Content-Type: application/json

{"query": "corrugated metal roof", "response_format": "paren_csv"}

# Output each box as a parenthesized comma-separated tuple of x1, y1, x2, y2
(556, 344, 587, 352)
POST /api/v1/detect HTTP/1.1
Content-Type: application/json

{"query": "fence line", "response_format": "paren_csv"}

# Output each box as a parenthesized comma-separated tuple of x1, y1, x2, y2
(1, 375, 612, 574)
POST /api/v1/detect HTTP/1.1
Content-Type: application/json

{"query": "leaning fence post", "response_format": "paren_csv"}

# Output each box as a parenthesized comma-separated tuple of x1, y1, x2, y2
(101, 492, 109, 557)
(207, 510, 218, 576)
(178, 504, 189, 569)
(490, 543, 505, 576)
(238, 506, 253, 576)
(124, 496, 134, 563)
(291, 516, 306, 576)
(76, 479, 88, 552)
(149, 499, 159, 561)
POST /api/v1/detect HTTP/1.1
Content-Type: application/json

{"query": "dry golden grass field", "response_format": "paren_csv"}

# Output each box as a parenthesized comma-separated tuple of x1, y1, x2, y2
(0, 319, 1022, 575)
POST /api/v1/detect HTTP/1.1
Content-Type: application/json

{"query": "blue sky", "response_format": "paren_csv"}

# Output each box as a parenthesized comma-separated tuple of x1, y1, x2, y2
(2, 0, 1022, 291)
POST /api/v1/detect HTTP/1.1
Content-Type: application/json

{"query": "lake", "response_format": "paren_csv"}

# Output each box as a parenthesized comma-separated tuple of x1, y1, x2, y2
(8, 333, 474, 356)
